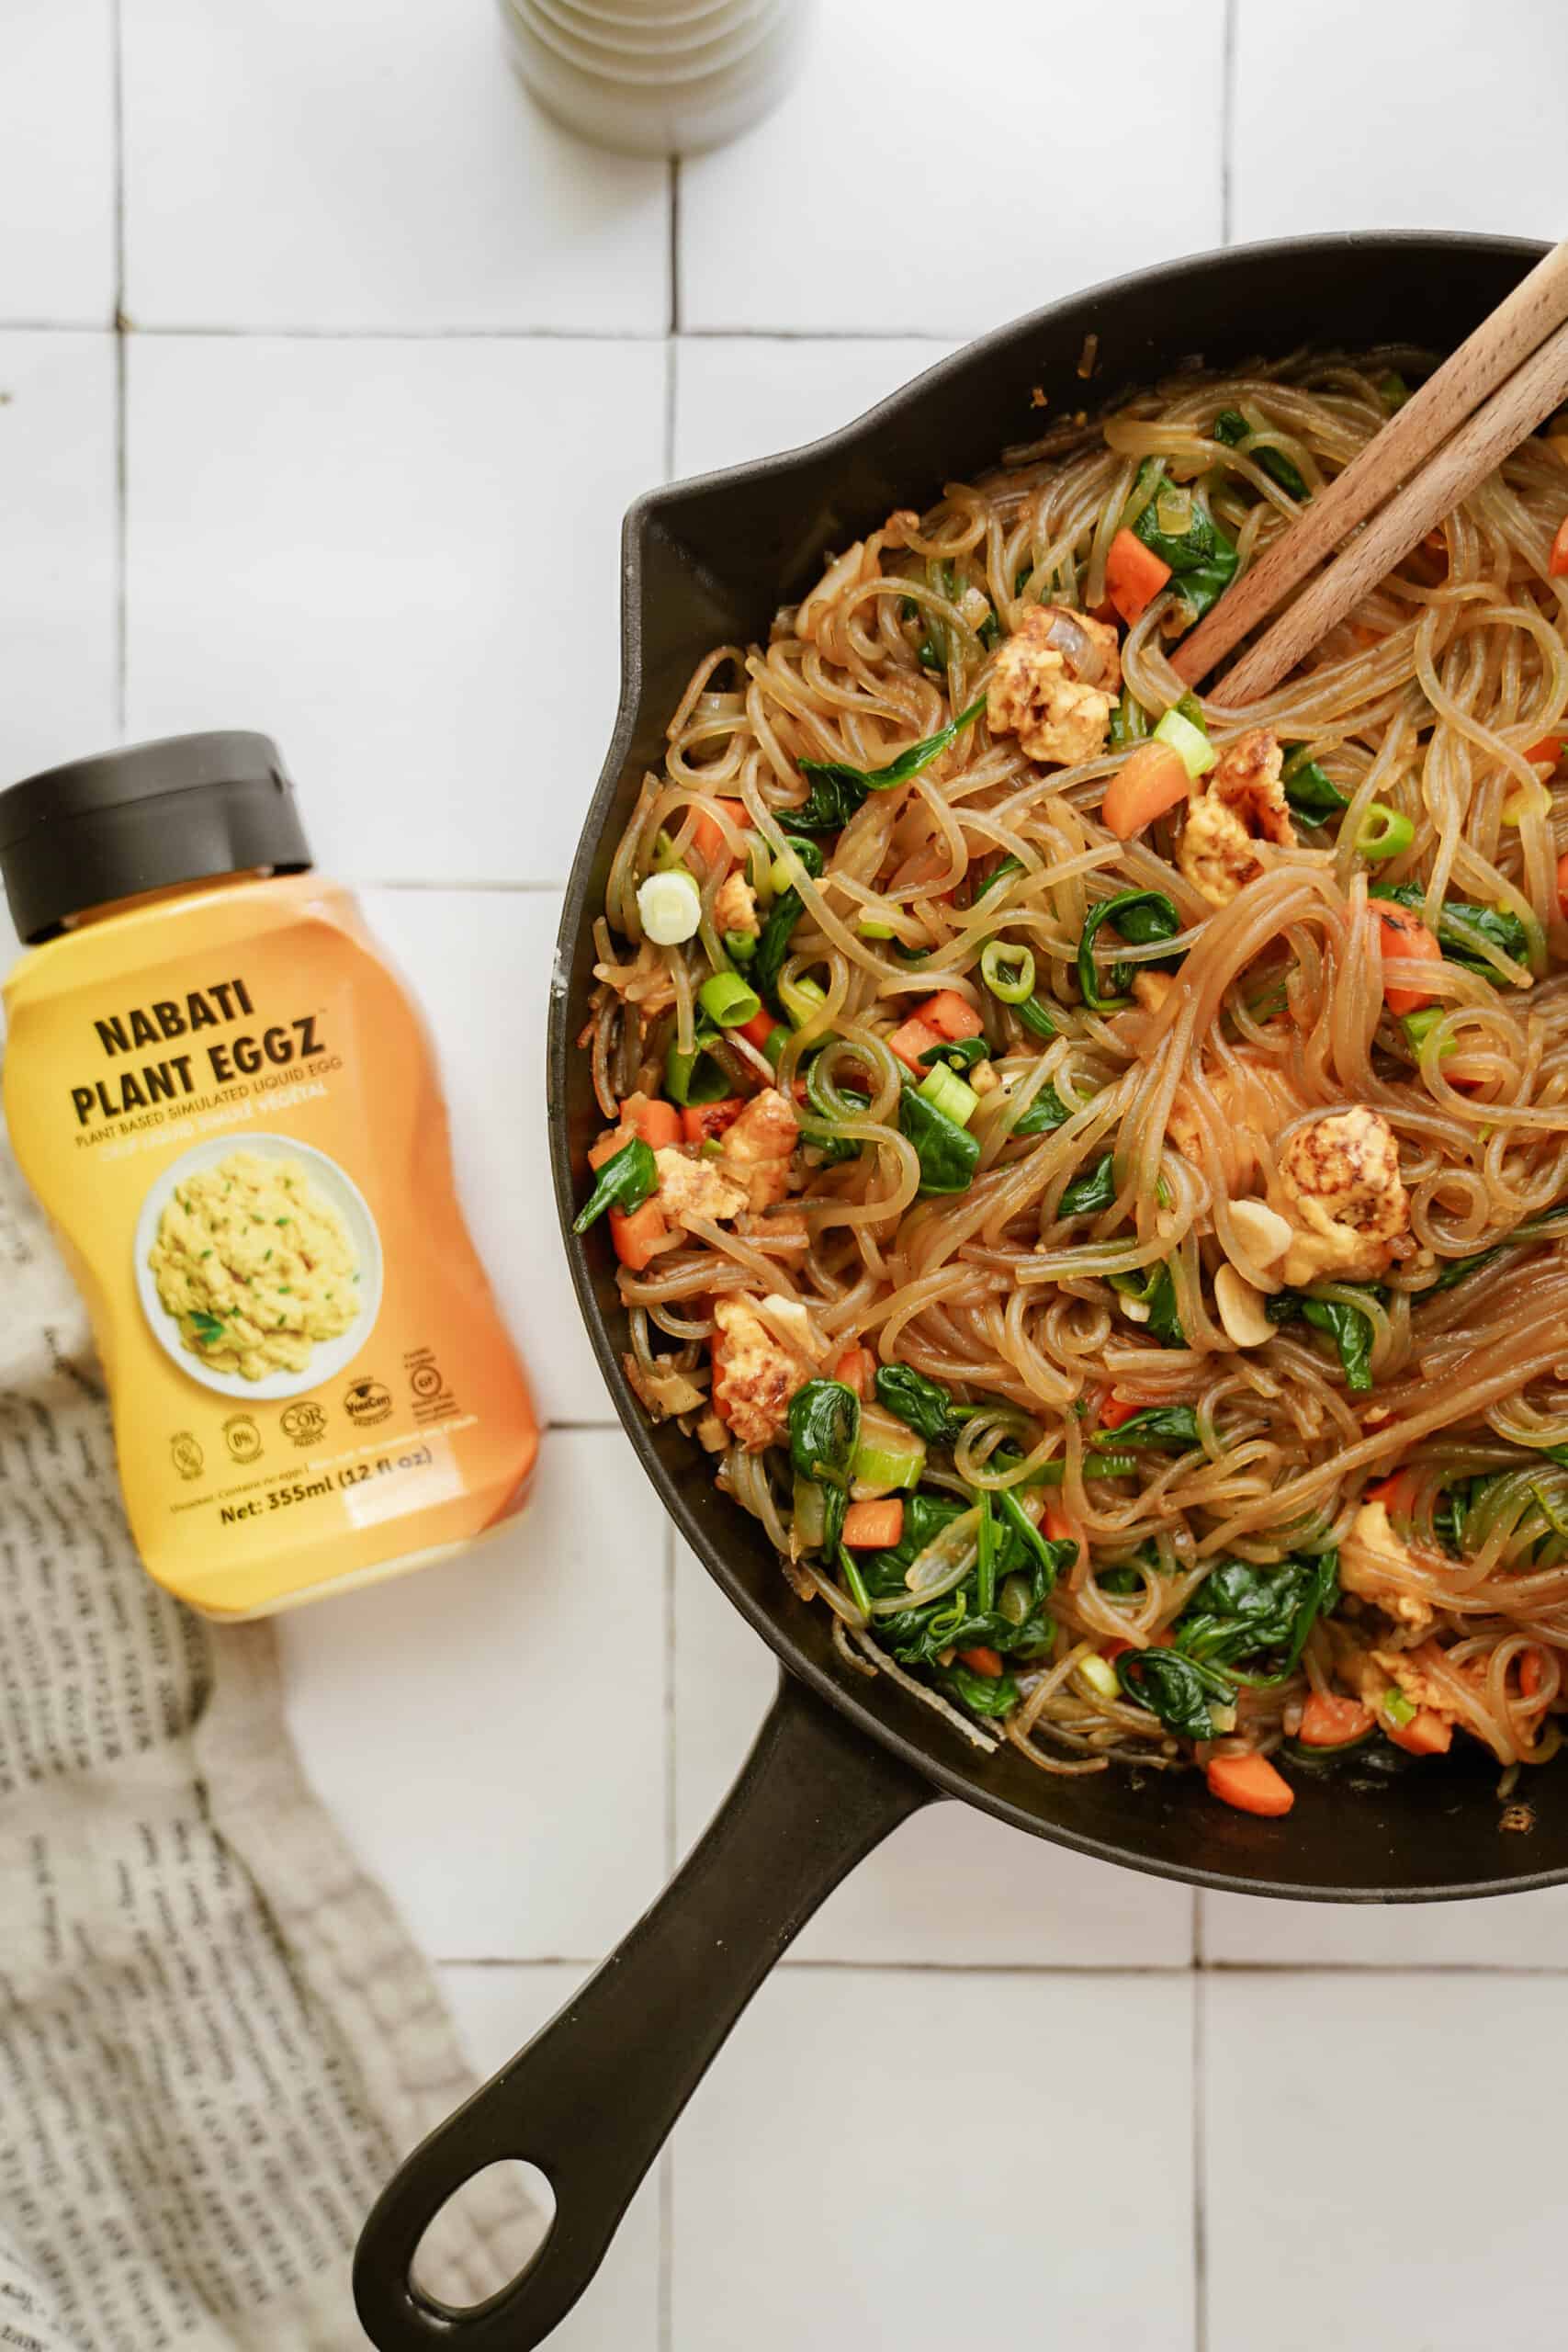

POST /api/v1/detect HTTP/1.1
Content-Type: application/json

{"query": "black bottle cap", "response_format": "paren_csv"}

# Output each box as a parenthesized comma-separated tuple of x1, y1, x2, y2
(0, 731, 313, 944)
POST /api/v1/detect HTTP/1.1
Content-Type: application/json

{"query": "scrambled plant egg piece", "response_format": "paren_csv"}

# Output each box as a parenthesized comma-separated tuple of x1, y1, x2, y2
(714, 871, 760, 937)
(1340, 1498, 1436, 1633)
(149, 1149, 359, 1380)
(1277, 1106, 1410, 1284)
(986, 605, 1122, 766)
(718, 1087, 800, 1211)
(652, 1147, 749, 1227)
(1178, 729, 1295, 908)
(711, 1295, 807, 1451)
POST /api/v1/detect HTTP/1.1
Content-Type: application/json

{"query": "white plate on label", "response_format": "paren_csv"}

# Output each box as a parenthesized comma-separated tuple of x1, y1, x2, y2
(134, 1133, 384, 1402)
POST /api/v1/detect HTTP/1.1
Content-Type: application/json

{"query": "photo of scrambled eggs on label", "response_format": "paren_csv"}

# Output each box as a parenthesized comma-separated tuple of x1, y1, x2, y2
(148, 1148, 361, 1381)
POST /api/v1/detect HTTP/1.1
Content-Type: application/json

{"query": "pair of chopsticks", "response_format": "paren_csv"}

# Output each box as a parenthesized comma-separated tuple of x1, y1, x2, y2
(1173, 235, 1568, 706)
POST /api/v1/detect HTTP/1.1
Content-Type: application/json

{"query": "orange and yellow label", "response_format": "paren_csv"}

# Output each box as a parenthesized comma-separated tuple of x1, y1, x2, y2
(3, 873, 538, 1616)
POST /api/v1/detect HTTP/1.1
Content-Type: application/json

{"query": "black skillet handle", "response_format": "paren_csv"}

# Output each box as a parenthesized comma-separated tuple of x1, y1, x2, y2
(354, 1669, 936, 2350)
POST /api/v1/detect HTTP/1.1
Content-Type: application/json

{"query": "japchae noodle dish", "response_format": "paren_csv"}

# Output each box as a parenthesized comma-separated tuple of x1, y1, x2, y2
(575, 347, 1568, 1817)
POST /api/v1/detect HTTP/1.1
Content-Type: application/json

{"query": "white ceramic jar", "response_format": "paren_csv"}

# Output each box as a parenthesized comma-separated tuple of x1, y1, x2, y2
(499, 0, 815, 158)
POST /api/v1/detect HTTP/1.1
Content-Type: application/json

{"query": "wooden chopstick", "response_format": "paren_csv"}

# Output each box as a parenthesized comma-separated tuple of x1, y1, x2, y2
(1172, 234, 1568, 695)
(1211, 315, 1568, 707)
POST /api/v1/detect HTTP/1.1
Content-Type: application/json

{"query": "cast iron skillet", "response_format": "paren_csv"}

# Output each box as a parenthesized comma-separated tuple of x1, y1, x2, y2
(356, 232, 1560, 2349)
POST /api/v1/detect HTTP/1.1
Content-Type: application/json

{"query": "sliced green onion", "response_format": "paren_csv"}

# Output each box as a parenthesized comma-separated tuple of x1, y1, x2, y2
(665, 1035, 728, 1107)
(1156, 489, 1193, 537)
(857, 914, 895, 940)
(792, 1476, 827, 1549)
(981, 939, 1036, 1004)
(770, 850, 807, 895)
(1382, 1684, 1416, 1727)
(1152, 704, 1217, 780)
(698, 970, 761, 1028)
(780, 974, 829, 1029)
(850, 1425, 926, 1493)
(998, 1573, 1032, 1626)
(763, 1024, 789, 1069)
(723, 928, 758, 966)
(637, 868, 703, 945)
(916, 1062, 980, 1129)
(1403, 1007, 1455, 1062)
(839, 1548, 873, 1615)
(1013, 993, 1056, 1041)
(1356, 802, 1414, 862)
(1378, 370, 1410, 413)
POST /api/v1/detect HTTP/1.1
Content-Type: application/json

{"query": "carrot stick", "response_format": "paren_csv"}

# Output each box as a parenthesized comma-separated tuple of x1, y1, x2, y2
(608, 1200, 668, 1272)
(956, 1645, 1004, 1679)
(887, 1015, 944, 1072)
(831, 1345, 877, 1400)
(1105, 527, 1172, 625)
(738, 1006, 780, 1052)
(1377, 902, 1443, 1016)
(842, 1498, 904, 1550)
(1551, 514, 1568, 578)
(917, 990, 984, 1041)
(681, 1099, 745, 1145)
(1385, 1707, 1452, 1756)
(1298, 1692, 1374, 1748)
(1205, 1752, 1295, 1816)
(1101, 741, 1190, 839)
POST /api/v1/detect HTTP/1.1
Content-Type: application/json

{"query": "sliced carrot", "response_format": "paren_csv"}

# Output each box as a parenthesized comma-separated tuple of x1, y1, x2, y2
(1551, 514, 1568, 578)
(1526, 733, 1564, 768)
(1101, 741, 1190, 840)
(1041, 1501, 1078, 1546)
(1088, 595, 1121, 628)
(956, 1645, 1004, 1679)
(588, 1130, 620, 1170)
(1520, 1649, 1544, 1700)
(1366, 1469, 1417, 1517)
(624, 1093, 681, 1151)
(1099, 1394, 1156, 1431)
(1557, 849, 1568, 921)
(608, 1199, 668, 1272)
(1298, 1692, 1375, 1748)
(689, 808, 731, 872)
(1352, 623, 1382, 649)
(681, 1099, 744, 1145)
(1205, 1751, 1295, 1817)
(1105, 527, 1172, 625)
(738, 1006, 780, 1052)
(831, 1344, 877, 1400)
(1377, 901, 1443, 1017)
(1385, 1706, 1452, 1757)
(842, 1498, 904, 1550)
(917, 989, 985, 1042)
(887, 1014, 944, 1072)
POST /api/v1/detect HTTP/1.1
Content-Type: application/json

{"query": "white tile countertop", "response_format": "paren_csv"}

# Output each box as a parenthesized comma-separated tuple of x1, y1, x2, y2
(4, 4, 1568, 2346)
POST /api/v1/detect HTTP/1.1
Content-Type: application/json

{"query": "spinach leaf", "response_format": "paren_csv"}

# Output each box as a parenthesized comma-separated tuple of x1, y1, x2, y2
(787, 1378, 861, 1555)
(1280, 742, 1350, 820)
(1093, 1403, 1200, 1452)
(1116, 1647, 1226, 1741)
(1058, 1154, 1118, 1216)
(899, 1082, 981, 1194)
(792, 695, 987, 831)
(919, 1035, 989, 1074)
(1174, 1552, 1338, 1686)
(753, 832, 825, 1008)
(1427, 1245, 1506, 1293)
(1267, 1287, 1382, 1392)
(1097, 1566, 1145, 1595)
(1370, 879, 1529, 979)
(1077, 889, 1183, 1012)
(938, 1664, 1021, 1719)
(1128, 459, 1239, 627)
(1011, 1079, 1069, 1137)
(1213, 408, 1309, 500)
(874, 1364, 965, 1446)
(974, 854, 1026, 903)
(1104, 1259, 1186, 1348)
(571, 1136, 659, 1234)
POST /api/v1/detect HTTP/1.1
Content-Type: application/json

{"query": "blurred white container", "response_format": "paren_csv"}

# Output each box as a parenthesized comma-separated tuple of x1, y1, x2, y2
(499, 0, 814, 157)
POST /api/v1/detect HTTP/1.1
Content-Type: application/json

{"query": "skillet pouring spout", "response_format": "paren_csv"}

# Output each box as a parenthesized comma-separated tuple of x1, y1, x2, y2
(354, 1674, 932, 2348)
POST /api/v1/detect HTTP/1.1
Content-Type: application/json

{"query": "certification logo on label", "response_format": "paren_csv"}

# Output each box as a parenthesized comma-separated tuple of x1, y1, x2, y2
(280, 1399, 328, 1447)
(223, 1415, 263, 1464)
(343, 1376, 392, 1427)
(170, 1431, 205, 1481)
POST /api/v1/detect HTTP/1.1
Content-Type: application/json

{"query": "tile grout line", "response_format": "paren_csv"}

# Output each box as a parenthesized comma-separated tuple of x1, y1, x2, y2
(1191, 1971, 1209, 2352)
(110, 0, 128, 738)
(434, 1952, 1568, 1977)
(1219, 0, 1237, 246)
(668, 156, 682, 338)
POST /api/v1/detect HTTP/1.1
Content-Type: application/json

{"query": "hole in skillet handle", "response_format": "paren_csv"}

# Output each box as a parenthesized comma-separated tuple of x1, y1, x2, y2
(411, 2159, 556, 2315)
(353, 1672, 935, 2349)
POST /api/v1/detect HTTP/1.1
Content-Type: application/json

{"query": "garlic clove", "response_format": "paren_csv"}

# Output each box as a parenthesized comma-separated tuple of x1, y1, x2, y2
(1214, 1261, 1276, 1349)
